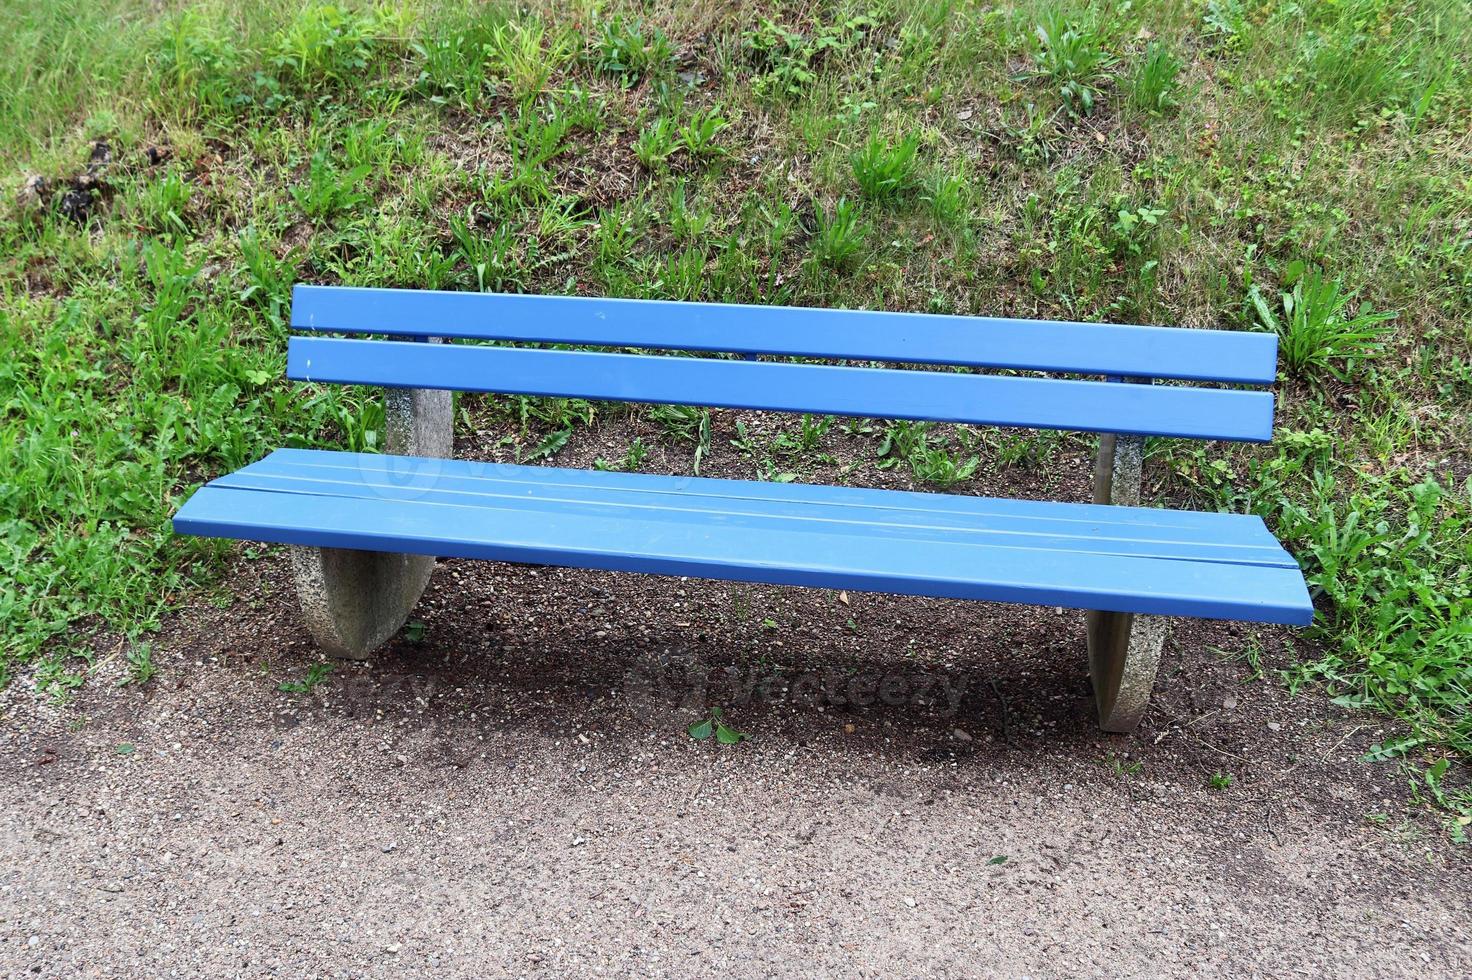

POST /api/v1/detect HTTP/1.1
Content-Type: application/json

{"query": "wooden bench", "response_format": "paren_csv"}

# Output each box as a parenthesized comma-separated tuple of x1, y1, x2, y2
(173, 286, 1312, 731)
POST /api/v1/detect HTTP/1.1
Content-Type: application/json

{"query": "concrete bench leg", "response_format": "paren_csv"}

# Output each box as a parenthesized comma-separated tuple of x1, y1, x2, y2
(290, 384, 453, 659)
(1086, 432, 1169, 732)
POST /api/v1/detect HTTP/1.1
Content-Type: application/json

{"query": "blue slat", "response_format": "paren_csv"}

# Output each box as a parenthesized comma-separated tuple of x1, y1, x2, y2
(287, 337, 1276, 442)
(214, 473, 1287, 567)
(258, 448, 1265, 534)
(224, 450, 1297, 568)
(172, 472, 1314, 626)
(292, 285, 1279, 385)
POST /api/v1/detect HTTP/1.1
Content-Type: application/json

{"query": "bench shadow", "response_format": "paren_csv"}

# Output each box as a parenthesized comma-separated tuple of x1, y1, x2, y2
(147, 553, 1289, 777)
(280, 557, 1220, 763)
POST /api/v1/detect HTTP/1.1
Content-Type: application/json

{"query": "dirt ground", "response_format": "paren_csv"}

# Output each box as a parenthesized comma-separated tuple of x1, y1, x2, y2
(3, 415, 1469, 977)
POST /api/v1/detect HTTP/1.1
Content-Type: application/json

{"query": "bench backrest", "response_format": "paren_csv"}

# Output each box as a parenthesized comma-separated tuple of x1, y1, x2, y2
(287, 286, 1279, 442)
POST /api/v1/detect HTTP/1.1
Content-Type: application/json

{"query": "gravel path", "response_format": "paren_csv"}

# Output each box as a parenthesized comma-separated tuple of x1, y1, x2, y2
(2, 549, 1467, 978)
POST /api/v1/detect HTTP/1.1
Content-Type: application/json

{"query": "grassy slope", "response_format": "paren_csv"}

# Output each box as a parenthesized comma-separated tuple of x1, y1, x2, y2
(0, 0, 1468, 794)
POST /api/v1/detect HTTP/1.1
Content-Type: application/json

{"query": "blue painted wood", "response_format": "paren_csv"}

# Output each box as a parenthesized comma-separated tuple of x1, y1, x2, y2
(231, 450, 1298, 568)
(287, 337, 1277, 442)
(292, 285, 1279, 385)
(247, 448, 1250, 528)
(252, 449, 1245, 532)
(173, 451, 1315, 625)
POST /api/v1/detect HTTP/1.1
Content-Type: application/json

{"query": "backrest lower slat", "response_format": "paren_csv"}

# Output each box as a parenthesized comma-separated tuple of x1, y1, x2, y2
(287, 336, 1277, 442)
(292, 286, 1278, 385)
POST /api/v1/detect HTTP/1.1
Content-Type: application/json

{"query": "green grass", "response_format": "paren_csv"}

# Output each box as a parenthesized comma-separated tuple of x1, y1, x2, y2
(851, 132, 920, 200)
(1130, 41, 1182, 114)
(1, 0, 1470, 809)
(1030, 9, 1118, 116)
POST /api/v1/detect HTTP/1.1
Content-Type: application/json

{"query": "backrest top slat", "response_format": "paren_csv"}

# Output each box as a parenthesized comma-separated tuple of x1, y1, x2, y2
(291, 285, 1278, 385)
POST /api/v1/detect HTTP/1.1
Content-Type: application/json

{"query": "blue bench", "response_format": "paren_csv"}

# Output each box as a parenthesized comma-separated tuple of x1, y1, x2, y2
(174, 286, 1312, 731)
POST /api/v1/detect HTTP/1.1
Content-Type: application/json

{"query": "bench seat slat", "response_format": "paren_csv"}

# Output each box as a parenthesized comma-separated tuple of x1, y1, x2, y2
(292, 286, 1278, 385)
(174, 452, 1313, 625)
(259, 448, 1275, 537)
(227, 451, 1296, 568)
(287, 338, 1277, 442)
